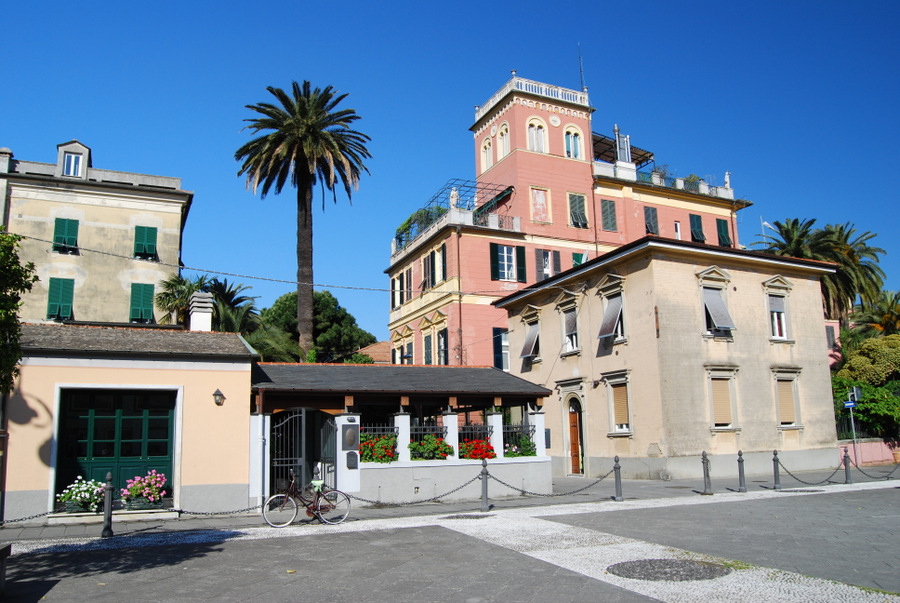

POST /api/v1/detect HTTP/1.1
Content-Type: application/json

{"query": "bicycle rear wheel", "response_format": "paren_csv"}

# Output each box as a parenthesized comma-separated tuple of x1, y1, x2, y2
(316, 489, 351, 525)
(263, 494, 298, 527)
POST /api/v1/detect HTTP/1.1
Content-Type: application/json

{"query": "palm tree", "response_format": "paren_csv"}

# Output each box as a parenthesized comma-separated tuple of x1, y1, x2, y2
(235, 81, 371, 355)
(852, 291, 900, 337)
(207, 278, 258, 330)
(757, 218, 832, 259)
(155, 274, 208, 326)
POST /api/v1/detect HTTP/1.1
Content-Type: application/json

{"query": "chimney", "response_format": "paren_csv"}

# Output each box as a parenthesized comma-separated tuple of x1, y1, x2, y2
(188, 292, 214, 332)
(0, 148, 12, 173)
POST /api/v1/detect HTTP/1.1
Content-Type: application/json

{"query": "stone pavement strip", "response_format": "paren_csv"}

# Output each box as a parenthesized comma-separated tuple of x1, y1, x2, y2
(4, 480, 899, 602)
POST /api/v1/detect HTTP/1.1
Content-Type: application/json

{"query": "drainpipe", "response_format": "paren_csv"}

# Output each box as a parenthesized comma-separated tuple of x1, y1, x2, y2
(455, 226, 464, 366)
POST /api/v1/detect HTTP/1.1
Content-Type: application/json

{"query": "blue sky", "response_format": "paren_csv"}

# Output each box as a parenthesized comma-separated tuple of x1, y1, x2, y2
(3, 1, 897, 340)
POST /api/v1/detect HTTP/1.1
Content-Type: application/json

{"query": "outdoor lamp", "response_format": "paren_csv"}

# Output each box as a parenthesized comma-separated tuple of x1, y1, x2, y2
(213, 389, 226, 406)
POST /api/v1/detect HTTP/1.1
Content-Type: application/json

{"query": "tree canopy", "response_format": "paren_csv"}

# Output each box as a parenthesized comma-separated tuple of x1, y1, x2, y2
(235, 80, 371, 354)
(0, 229, 37, 394)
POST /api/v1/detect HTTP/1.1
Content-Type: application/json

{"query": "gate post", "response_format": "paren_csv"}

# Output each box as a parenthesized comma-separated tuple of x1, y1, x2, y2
(394, 412, 411, 462)
(334, 414, 361, 493)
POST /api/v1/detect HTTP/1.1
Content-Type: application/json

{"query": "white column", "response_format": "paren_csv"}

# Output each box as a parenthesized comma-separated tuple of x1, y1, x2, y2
(442, 411, 459, 459)
(487, 412, 503, 457)
(530, 411, 547, 457)
(394, 413, 411, 462)
(334, 414, 361, 493)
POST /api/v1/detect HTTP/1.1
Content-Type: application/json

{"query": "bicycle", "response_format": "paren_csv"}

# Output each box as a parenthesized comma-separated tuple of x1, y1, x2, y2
(262, 470, 351, 527)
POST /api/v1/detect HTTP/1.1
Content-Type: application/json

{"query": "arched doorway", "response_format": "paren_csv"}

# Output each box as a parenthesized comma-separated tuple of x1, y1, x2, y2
(568, 398, 584, 474)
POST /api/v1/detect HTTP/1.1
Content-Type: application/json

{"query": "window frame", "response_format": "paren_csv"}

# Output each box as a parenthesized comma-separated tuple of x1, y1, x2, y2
(558, 298, 580, 356)
(497, 123, 510, 159)
(526, 118, 547, 153)
(63, 152, 82, 177)
(563, 126, 583, 159)
(600, 370, 631, 436)
(133, 225, 158, 260)
(568, 193, 588, 229)
(481, 137, 493, 173)
(763, 276, 794, 343)
(437, 327, 449, 365)
(690, 214, 706, 243)
(423, 333, 433, 365)
(535, 248, 561, 282)
(52, 218, 79, 254)
(493, 327, 509, 371)
(716, 218, 732, 247)
(47, 277, 75, 321)
(519, 308, 541, 362)
(490, 243, 526, 282)
(773, 370, 802, 429)
(706, 366, 739, 432)
(530, 187, 551, 223)
(600, 199, 617, 232)
(597, 274, 626, 344)
(130, 283, 156, 324)
(644, 207, 659, 235)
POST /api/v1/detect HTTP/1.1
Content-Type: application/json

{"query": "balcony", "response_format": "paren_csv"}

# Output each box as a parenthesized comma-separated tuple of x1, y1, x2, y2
(391, 179, 518, 258)
(474, 72, 590, 124)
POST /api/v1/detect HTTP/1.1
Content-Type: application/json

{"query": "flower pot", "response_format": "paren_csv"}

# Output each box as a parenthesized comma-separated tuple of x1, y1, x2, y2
(124, 499, 163, 511)
(892, 450, 900, 464)
(64, 500, 96, 513)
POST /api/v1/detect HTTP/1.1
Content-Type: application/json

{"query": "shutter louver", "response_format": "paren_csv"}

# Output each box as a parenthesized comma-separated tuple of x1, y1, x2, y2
(778, 380, 795, 424)
(612, 384, 629, 427)
(712, 378, 732, 426)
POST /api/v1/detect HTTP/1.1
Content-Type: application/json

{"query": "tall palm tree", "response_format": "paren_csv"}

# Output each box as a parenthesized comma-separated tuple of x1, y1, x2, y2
(235, 81, 371, 355)
(852, 291, 900, 337)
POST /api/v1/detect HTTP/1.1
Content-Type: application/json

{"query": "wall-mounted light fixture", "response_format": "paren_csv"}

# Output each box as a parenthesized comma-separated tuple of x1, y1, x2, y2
(213, 389, 226, 406)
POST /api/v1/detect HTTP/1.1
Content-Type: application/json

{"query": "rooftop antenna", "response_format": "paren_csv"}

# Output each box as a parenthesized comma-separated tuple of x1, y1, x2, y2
(578, 43, 586, 91)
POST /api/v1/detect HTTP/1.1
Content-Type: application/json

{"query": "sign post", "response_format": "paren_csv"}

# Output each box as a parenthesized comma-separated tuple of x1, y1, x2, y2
(845, 387, 862, 466)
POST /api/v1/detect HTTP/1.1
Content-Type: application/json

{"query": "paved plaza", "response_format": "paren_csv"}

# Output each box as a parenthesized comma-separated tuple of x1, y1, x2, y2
(2, 468, 899, 602)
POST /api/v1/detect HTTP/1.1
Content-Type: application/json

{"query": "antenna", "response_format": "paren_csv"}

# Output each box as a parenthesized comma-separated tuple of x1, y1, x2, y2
(578, 43, 586, 90)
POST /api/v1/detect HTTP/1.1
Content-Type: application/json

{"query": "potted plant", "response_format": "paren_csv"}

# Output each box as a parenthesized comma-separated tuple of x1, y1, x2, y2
(460, 439, 497, 460)
(408, 434, 454, 460)
(57, 476, 105, 513)
(120, 470, 168, 510)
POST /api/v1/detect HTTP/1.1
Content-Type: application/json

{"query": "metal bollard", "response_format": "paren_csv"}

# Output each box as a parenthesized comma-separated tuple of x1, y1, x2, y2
(737, 450, 747, 493)
(843, 447, 853, 485)
(480, 458, 489, 512)
(101, 471, 114, 538)
(613, 456, 623, 501)
(773, 450, 781, 491)
(701, 451, 713, 495)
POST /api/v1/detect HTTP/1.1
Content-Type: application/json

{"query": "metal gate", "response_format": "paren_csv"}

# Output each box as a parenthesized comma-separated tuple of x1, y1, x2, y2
(269, 409, 337, 494)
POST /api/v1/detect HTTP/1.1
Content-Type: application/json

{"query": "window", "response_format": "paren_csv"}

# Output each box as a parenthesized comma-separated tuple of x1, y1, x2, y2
(703, 287, 736, 336)
(493, 328, 509, 371)
(404, 267, 413, 301)
(564, 129, 581, 159)
(498, 123, 510, 159)
(490, 243, 525, 282)
(716, 219, 732, 247)
(690, 214, 706, 243)
(520, 315, 540, 360)
(481, 138, 493, 172)
(535, 249, 561, 282)
(598, 293, 624, 341)
(711, 377, 734, 427)
(424, 333, 433, 365)
(52, 218, 79, 253)
(527, 120, 546, 152)
(391, 278, 398, 309)
(130, 283, 155, 323)
(601, 199, 617, 232)
(572, 252, 586, 267)
(826, 325, 836, 349)
(437, 328, 448, 365)
(403, 341, 413, 364)
(769, 295, 788, 339)
(601, 371, 630, 434)
(422, 250, 436, 289)
(63, 152, 82, 177)
(440, 243, 447, 282)
(776, 377, 797, 426)
(644, 207, 659, 235)
(562, 306, 579, 353)
(531, 188, 550, 223)
(568, 193, 588, 229)
(134, 226, 158, 259)
(47, 277, 74, 320)
(674, 221, 682, 240)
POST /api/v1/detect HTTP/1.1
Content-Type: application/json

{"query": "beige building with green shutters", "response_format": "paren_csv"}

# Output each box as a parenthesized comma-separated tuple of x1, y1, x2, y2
(494, 236, 839, 480)
(0, 141, 192, 324)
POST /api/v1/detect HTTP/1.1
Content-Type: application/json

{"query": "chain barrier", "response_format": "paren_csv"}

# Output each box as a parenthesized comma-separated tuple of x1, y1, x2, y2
(345, 473, 483, 507)
(849, 459, 900, 481)
(777, 459, 843, 486)
(0, 510, 55, 525)
(489, 466, 616, 498)
(174, 504, 263, 516)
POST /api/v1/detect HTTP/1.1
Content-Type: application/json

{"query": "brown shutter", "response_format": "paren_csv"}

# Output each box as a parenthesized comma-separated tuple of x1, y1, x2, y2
(778, 380, 795, 424)
(712, 378, 732, 426)
(613, 384, 629, 427)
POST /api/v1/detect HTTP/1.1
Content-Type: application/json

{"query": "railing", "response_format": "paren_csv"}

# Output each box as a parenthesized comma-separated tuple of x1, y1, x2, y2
(634, 170, 731, 199)
(410, 424, 447, 444)
(361, 424, 399, 437)
(459, 424, 493, 442)
(503, 424, 537, 457)
(836, 415, 875, 440)
(474, 75, 589, 123)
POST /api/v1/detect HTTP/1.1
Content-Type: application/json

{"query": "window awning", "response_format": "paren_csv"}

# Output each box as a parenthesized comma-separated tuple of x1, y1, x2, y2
(598, 294, 623, 338)
(520, 322, 540, 358)
(703, 287, 736, 330)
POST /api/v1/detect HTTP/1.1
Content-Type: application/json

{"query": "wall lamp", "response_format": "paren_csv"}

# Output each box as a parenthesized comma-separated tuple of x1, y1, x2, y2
(213, 389, 226, 406)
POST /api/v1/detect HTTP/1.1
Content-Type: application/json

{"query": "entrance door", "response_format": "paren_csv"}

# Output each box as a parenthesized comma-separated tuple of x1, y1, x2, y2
(56, 389, 175, 494)
(568, 400, 583, 474)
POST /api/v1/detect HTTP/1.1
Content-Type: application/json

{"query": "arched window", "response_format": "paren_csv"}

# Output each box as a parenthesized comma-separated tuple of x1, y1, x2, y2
(527, 119, 546, 153)
(564, 127, 583, 159)
(497, 123, 510, 159)
(481, 138, 493, 172)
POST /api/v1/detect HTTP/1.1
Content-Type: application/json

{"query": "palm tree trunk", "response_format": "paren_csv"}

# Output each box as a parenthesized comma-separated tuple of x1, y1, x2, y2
(297, 181, 315, 357)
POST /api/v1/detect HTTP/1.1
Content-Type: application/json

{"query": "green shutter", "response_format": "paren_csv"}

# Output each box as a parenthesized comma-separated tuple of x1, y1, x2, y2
(47, 279, 61, 317)
(130, 284, 155, 321)
(516, 246, 527, 283)
(134, 226, 145, 255)
(644, 207, 659, 235)
(573, 252, 584, 267)
(130, 284, 143, 320)
(441, 244, 447, 281)
(48, 278, 74, 319)
(490, 243, 500, 281)
(145, 227, 157, 255)
(690, 214, 706, 242)
(135, 226, 158, 256)
(53, 218, 79, 251)
(142, 284, 155, 320)
(717, 219, 732, 247)
(602, 199, 617, 231)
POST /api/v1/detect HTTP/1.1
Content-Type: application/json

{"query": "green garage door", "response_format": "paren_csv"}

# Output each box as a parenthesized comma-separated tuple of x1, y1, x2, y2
(56, 389, 175, 497)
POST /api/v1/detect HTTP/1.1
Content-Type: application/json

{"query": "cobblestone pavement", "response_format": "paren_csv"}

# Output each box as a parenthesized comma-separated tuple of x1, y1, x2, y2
(3, 477, 898, 602)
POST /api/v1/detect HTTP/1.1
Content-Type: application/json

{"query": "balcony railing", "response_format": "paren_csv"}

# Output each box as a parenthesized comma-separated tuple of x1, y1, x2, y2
(475, 74, 590, 123)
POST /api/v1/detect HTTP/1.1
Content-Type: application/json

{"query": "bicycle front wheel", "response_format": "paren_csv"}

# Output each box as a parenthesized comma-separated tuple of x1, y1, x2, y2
(316, 489, 351, 525)
(263, 494, 298, 527)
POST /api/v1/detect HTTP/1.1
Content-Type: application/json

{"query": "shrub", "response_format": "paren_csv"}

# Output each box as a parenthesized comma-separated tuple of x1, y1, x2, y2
(460, 439, 497, 460)
(121, 470, 168, 503)
(360, 433, 398, 463)
(409, 434, 454, 460)
(504, 435, 537, 457)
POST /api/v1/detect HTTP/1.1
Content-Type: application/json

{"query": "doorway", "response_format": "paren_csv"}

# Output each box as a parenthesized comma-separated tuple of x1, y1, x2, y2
(568, 398, 584, 474)
(269, 408, 336, 494)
